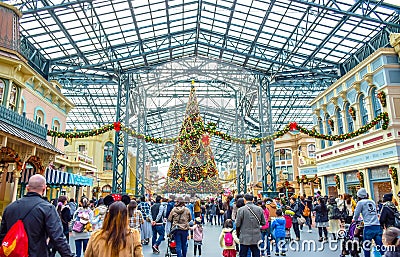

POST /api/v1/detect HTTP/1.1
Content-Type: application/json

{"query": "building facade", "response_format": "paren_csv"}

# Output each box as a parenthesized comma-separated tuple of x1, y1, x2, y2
(310, 37, 400, 201)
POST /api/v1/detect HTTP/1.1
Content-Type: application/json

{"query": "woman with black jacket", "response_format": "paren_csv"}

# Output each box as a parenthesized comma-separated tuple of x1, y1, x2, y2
(380, 193, 397, 229)
(290, 197, 302, 241)
(314, 197, 329, 242)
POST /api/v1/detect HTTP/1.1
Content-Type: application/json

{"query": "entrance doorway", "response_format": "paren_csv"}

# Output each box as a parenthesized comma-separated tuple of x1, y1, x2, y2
(372, 181, 391, 201)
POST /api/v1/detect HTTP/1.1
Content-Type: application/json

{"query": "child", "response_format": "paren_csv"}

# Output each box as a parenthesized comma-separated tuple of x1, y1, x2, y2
(271, 209, 287, 256)
(284, 207, 294, 242)
(191, 217, 204, 257)
(219, 219, 240, 257)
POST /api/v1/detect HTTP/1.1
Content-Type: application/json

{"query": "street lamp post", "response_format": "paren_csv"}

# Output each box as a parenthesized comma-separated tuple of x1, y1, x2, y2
(97, 178, 101, 200)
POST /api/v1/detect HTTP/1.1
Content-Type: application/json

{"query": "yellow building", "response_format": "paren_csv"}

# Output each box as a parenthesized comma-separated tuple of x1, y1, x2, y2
(63, 130, 137, 198)
(310, 35, 400, 201)
(244, 133, 317, 196)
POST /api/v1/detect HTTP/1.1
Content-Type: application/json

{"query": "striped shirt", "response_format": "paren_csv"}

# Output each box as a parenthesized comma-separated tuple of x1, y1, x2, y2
(138, 202, 151, 220)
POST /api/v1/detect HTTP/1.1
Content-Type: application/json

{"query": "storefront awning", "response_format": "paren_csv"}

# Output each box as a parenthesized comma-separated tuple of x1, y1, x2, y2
(45, 168, 93, 187)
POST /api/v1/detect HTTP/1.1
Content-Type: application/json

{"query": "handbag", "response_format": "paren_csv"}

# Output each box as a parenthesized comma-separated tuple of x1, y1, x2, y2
(72, 220, 84, 233)
(297, 217, 306, 225)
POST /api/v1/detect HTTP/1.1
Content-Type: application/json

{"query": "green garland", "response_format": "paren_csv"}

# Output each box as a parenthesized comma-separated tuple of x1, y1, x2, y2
(47, 112, 390, 144)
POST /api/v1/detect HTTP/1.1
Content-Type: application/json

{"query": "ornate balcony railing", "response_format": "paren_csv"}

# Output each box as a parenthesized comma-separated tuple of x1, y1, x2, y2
(0, 105, 47, 139)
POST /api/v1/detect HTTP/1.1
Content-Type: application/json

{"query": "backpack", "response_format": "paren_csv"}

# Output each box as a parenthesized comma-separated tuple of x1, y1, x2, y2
(224, 230, 234, 246)
(0, 202, 39, 257)
(303, 204, 310, 217)
(386, 206, 400, 228)
(331, 206, 341, 219)
(73, 209, 92, 233)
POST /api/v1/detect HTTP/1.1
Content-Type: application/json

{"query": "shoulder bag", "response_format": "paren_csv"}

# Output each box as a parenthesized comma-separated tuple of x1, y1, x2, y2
(246, 205, 261, 225)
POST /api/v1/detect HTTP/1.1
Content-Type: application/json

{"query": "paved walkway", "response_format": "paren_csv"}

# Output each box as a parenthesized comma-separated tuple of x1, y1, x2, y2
(62, 223, 344, 257)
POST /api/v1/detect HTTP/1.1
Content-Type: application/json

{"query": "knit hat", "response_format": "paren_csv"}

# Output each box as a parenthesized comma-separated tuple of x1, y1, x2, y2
(357, 188, 368, 198)
(383, 193, 393, 202)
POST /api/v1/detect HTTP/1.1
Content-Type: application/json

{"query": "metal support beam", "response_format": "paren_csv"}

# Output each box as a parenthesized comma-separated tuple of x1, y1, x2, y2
(258, 75, 276, 196)
(112, 73, 129, 194)
(235, 93, 246, 193)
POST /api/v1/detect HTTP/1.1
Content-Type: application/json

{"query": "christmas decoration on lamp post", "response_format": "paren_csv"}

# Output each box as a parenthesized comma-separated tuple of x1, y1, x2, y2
(334, 174, 341, 189)
(377, 91, 387, 107)
(389, 167, 398, 185)
(167, 81, 218, 182)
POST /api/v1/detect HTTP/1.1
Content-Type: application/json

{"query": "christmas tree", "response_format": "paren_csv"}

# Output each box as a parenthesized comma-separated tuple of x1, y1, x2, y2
(167, 81, 218, 182)
(162, 176, 221, 194)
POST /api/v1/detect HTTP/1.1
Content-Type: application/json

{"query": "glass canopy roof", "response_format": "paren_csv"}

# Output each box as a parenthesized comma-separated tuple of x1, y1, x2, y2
(5, 0, 400, 138)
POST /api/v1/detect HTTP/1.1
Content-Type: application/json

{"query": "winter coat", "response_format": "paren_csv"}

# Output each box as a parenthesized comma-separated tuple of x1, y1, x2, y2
(72, 207, 99, 240)
(84, 228, 143, 257)
(266, 202, 277, 221)
(219, 228, 240, 249)
(290, 201, 303, 223)
(190, 224, 203, 242)
(60, 205, 72, 234)
(261, 208, 270, 230)
(168, 206, 192, 230)
(0, 192, 73, 257)
(314, 204, 329, 223)
(236, 203, 266, 245)
(210, 203, 217, 216)
(328, 203, 340, 220)
(380, 202, 397, 229)
(271, 217, 286, 238)
(194, 199, 201, 213)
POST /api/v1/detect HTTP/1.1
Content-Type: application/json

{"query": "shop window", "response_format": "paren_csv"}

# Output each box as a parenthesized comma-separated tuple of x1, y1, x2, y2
(336, 108, 344, 141)
(8, 84, 18, 111)
(0, 80, 4, 105)
(359, 94, 368, 126)
(78, 145, 86, 153)
(103, 141, 114, 171)
(274, 149, 292, 161)
(35, 110, 44, 125)
(318, 117, 325, 149)
(276, 166, 293, 181)
(307, 144, 316, 158)
(371, 88, 382, 129)
(325, 114, 333, 147)
(345, 103, 354, 133)
(345, 171, 359, 182)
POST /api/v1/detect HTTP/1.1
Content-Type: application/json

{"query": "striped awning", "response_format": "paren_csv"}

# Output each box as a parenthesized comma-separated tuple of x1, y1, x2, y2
(6, 168, 35, 184)
(45, 168, 93, 187)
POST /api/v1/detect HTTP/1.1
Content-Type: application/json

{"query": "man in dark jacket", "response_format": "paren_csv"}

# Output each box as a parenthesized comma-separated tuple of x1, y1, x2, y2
(380, 193, 397, 229)
(0, 174, 73, 257)
(150, 195, 165, 253)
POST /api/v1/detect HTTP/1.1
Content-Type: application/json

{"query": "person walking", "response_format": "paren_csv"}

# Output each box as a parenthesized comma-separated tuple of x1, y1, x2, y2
(314, 197, 329, 242)
(57, 195, 72, 242)
(380, 193, 397, 230)
(150, 195, 166, 254)
(194, 197, 202, 218)
(210, 200, 217, 225)
(128, 200, 144, 230)
(289, 197, 302, 241)
(327, 197, 340, 240)
(219, 219, 240, 257)
(73, 197, 99, 257)
(138, 196, 152, 245)
(271, 209, 287, 256)
(165, 194, 176, 235)
(84, 201, 144, 257)
(260, 202, 271, 257)
(190, 217, 204, 257)
(236, 193, 266, 257)
(343, 194, 357, 224)
(0, 174, 73, 257)
(69, 198, 77, 218)
(168, 196, 192, 257)
(93, 198, 108, 230)
(353, 188, 384, 257)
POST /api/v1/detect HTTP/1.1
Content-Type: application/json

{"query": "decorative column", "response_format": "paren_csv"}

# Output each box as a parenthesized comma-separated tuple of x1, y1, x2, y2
(338, 172, 345, 195)
(11, 169, 21, 202)
(320, 176, 327, 195)
(389, 33, 400, 58)
(299, 181, 304, 196)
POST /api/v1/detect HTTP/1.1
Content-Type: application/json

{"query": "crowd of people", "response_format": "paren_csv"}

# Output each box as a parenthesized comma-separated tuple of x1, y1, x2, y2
(0, 174, 400, 257)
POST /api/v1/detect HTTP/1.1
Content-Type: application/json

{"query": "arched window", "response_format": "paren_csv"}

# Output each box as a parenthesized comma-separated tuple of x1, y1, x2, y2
(307, 144, 316, 158)
(318, 117, 325, 149)
(371, 88, 382, 129)
(274, 148, 293, 181)
(52, 120, 60, 146)
(35, 110, 44, 125)
(0, 80, 5, 105)
(336, 108, 344, 142)
(103, 141, 114, 171)
(325, 114, 333, 147)
(359, 94, 368, 126)
(9, 84, 18, 111)
(345, 103, 354, 133)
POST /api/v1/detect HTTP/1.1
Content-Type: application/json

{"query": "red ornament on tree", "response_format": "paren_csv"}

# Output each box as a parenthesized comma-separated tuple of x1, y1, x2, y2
(114, 121, 121, 132)
(289, 122, 297, 131)
(202, 133, 211, 146)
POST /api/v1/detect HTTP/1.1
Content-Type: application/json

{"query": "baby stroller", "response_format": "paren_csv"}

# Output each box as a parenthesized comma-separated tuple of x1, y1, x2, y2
(339, 221, 364, 257)
(165, 232, 177, 257)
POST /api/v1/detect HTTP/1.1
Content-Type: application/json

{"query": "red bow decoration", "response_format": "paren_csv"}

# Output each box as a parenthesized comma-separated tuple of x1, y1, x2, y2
(114, 121, 121, 132)
(201, 133, 211, 146)
(289, 122, 297, 131)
